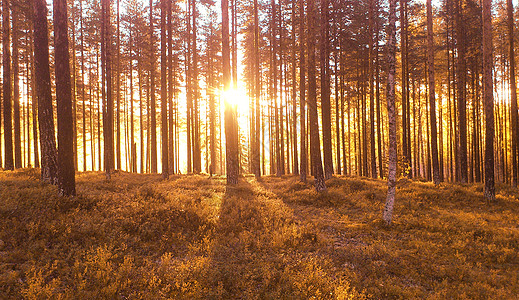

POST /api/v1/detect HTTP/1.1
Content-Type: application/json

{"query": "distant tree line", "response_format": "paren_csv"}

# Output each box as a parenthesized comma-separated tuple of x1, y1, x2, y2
(0, 0, 516, 217)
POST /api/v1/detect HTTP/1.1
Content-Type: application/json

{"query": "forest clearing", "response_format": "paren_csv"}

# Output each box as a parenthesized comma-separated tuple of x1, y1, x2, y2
(0, 169, 518, 299)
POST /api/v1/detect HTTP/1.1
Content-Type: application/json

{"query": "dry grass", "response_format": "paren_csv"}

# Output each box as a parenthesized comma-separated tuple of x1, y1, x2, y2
(0, 168, 518, 299)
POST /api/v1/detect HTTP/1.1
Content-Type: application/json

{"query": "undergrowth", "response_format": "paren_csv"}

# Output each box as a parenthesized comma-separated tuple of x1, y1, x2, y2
(0, 168, 518, 299)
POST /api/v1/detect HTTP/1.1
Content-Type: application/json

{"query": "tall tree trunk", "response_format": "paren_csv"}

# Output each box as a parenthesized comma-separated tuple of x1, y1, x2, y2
(80, 0, 86, 171)
(12, 6, 21, 169)
(160, 0, 168, 179)
(308, 0, 326, 192)
(33, 0, 58, 183)
(101, 0, 113, 179)
(209, 23, 216, 176)
(383, 0, 397, 225)
(253, 0, 261, 179)
(369, 0, 376, 178)
(192, 0, 201, 174)
(167, 0, 174, 174)
(292, 0, 298, 176)
(116, 0, 121, 170)
(186, 0, 192, 173)
(150, 0, 157, 173)
(482, 0, 495, 200)
(54, 0, 76, 195)
(222, 0, 238, 184)
(30, 28, 40, 168)
(3, 0, 13, 170)
(375, 0, 383, 178)
(320, 0, 333, 179)
(299, 0, 307, 183)
(456, 0, 468, 183)
(508, 0, 518, 186)
(129, 25, 135, 172)
(400, 0, 410, 177)
(427, 0, 440, 184)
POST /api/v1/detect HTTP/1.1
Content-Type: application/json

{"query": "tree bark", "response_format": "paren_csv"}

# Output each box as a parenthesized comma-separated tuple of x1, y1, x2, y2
(150, 0, 157, 173)
(427, 0, 440, 185)
(308, 0, 326, 192)
(54, 0, 76, 195)
(482, 0, 495, 200)
(101, 0, 113, 179)
(299, 0, 307, 183)
(383, 0, 397, 226)
(12, 5, 21, 169)
(33, 0, 58, 184)
(456, 0, 468, 183)
(3, 0, 13, 170)
(160, 0, 168, 179)
(507, 0, 518, 186)
(222, 0, 238, 184)
(320, 0, 333, 179)
(253, 0, 261, 179)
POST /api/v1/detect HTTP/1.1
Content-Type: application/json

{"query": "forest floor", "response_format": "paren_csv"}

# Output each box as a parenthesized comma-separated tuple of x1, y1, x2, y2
(0, 169, 518, 299)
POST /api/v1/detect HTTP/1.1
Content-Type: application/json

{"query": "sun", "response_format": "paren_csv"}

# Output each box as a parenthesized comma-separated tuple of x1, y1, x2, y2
(222, 87, 248, 107)
(221, 87, 250, 128)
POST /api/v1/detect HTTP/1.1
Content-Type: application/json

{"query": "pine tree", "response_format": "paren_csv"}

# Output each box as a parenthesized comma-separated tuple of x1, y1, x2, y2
(54, 0, 76, 195)
(308, 0, 326, 192)
(101, 0, 114, 179)
(299, 0, 307, 183)
(383, 0, 397, 225)
(3, 0, 13, 170)
(33, 0, 58, 184)
(160, 0, 168, 179)
(320, 0, 333, 180)
(427, 0, 441, 185)
(222, 0, 238, 184)
(507, 0, 518, 187)
(482, 0, 495, 200)
(12, 5, 22, 169)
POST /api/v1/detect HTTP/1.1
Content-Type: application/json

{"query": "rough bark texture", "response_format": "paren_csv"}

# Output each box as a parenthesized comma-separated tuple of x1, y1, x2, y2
(427, 0, 440, 185)
(150, 0, 157, 173)
(369, 0, 377, 179)
(508, 0, 518, 187)
(383, 0, 397, 226)
(33, 0, 58, 184)
(253, 0, 261, 179)
(222, 0, 239, 185)
(456, 0, 468, 183)
(482, 0, 495, 201)
(54, 0, 76, 195)
(192, 0, 201, 174)
(299, 0, 307, 183)
(101, 0, 114, 180)
(308, 0, 326, 192)
(12, 6, 22, 169)
(160, 0, 168, 179)
(320, 0, 333, 180)
(3, 0, 13, 170)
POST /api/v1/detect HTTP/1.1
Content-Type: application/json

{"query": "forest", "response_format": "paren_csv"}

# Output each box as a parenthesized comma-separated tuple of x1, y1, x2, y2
(0, 0, 518, 298)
